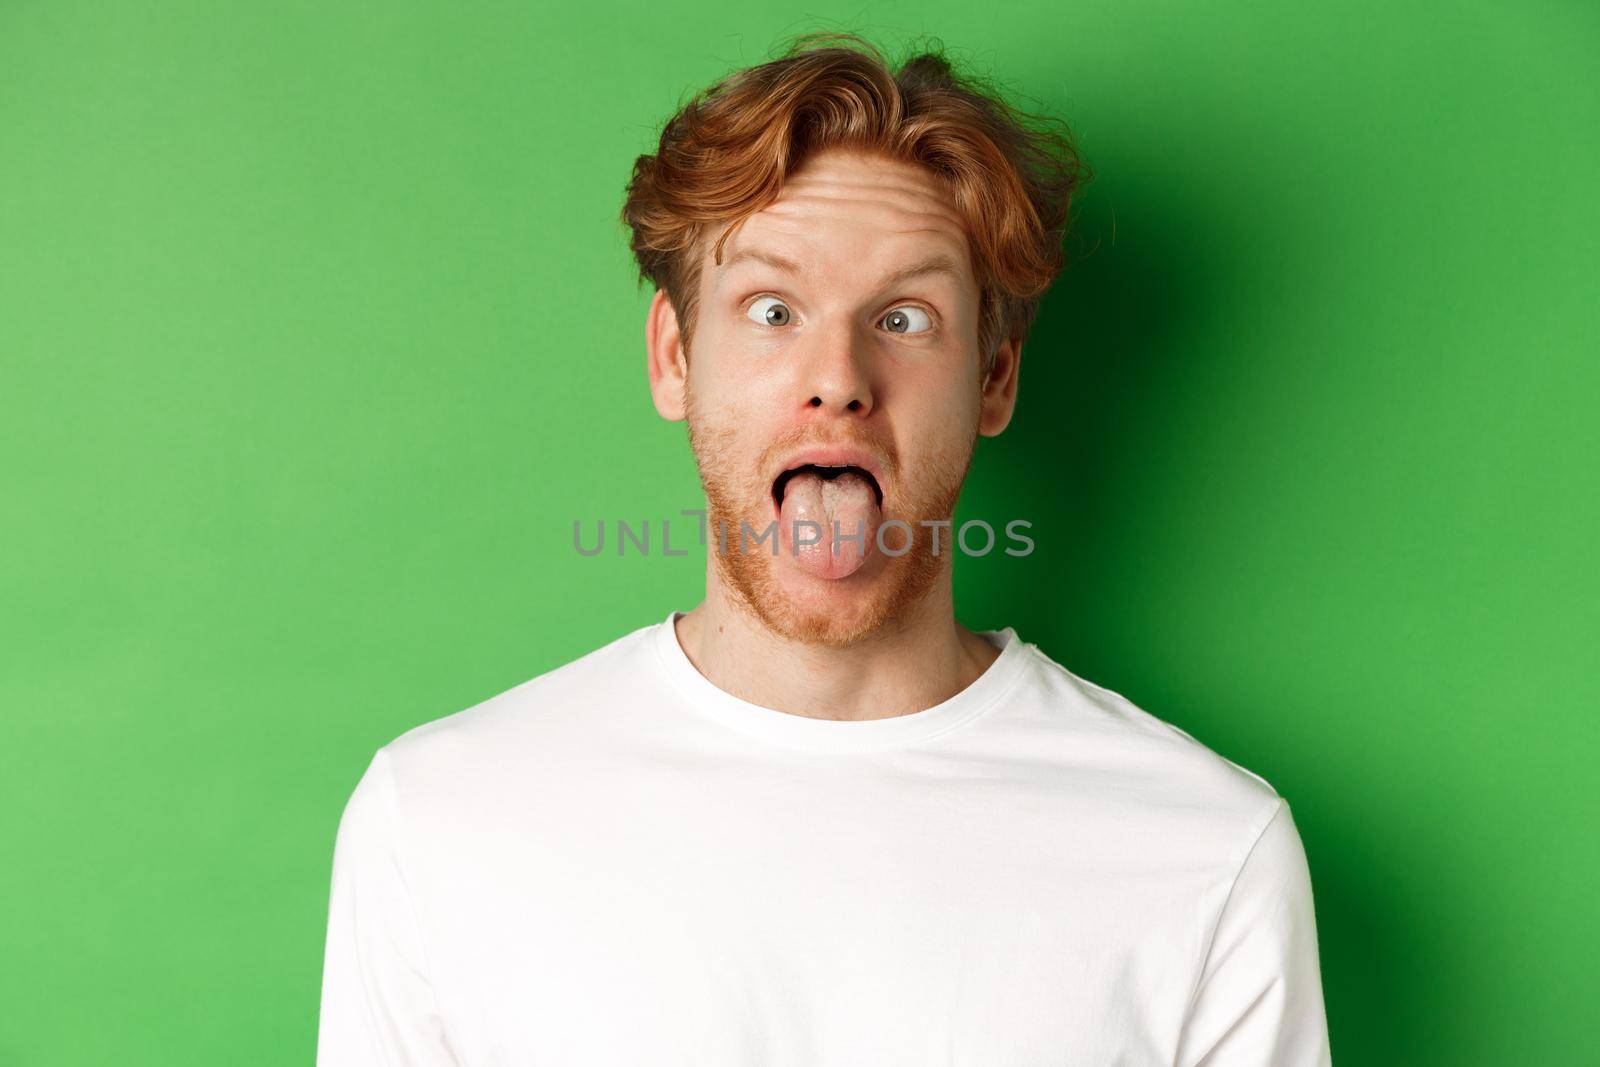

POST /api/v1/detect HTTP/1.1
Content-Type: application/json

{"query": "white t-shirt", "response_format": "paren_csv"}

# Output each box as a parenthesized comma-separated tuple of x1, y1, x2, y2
(317, 611, 1332, 1066)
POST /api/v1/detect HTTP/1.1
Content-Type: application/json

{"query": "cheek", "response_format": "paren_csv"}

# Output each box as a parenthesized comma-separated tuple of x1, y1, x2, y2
(899, 361, 983, 439)
(689, 357, 791, 435)
(686, 395, 767, 489)
(688, 318, 777, 386)
(689, 380, 770, 438)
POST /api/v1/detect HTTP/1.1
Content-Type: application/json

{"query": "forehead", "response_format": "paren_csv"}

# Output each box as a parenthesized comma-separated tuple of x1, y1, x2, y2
(709, 149, 975, 287)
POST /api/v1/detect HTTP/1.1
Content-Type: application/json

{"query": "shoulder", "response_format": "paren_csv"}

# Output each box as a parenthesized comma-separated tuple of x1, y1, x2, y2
(374, 618, 663, 787)
(1013, 640, 1287, 846)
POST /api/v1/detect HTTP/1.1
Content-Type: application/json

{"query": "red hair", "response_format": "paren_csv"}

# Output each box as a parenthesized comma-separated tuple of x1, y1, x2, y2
(620, 31, 1091, 372)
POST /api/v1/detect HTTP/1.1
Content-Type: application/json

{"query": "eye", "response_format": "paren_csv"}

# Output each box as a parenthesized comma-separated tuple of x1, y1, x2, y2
(881, 305, 934, 335)
(746, 296, 794, 327)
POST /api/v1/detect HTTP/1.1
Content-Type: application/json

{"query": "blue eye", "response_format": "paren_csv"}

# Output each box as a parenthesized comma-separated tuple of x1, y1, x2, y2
(882, 305, 933, 334)
(746, 296, 793, 327)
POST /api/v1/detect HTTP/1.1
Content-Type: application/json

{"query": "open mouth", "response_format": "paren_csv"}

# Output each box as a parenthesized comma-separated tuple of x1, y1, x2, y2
(772, 464, 884, 511)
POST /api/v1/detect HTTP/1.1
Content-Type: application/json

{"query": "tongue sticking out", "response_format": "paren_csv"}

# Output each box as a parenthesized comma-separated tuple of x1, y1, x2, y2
(777, 470, 882, 580)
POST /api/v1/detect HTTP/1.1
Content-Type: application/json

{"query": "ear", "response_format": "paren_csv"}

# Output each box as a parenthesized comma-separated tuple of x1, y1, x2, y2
(978, 333, 1022, 436)
(645, 288, 688, 421)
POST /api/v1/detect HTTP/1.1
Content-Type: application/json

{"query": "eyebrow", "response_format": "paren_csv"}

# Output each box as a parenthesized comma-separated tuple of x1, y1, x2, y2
(721, 247, 967, 289)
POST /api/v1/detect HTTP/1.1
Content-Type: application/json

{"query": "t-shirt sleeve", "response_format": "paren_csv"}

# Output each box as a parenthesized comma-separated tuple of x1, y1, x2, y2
(1173, 798, 1333, 1067)
(316, 746, 462, 1066)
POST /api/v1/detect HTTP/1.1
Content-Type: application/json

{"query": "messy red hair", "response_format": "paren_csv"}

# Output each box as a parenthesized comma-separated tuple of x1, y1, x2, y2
(620, 31, 1090, 374)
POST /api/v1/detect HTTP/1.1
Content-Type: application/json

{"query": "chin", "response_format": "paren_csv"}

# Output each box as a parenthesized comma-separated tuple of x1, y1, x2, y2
(721, 542, 940, 648)
(757, 592, 892, 648)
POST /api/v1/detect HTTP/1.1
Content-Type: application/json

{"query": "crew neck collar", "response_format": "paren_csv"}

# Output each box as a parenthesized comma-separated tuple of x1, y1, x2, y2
(650, 609, 1031, 753)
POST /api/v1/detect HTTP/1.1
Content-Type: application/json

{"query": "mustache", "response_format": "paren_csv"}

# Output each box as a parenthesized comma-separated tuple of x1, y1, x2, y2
(759, 427, 898, 477)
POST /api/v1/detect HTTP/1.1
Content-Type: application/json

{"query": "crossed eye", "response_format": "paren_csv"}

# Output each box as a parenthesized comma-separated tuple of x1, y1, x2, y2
(747, 297, 794, 327)
(746, 296, 933, 335)
(880, 306, 933, 335)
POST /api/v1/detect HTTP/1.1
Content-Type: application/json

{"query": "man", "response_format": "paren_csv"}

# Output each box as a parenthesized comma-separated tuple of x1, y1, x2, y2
(316, 32, 1333, 1066)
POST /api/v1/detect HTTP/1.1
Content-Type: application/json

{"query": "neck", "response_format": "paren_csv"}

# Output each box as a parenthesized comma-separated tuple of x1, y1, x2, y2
(673, 564, 1001, 722)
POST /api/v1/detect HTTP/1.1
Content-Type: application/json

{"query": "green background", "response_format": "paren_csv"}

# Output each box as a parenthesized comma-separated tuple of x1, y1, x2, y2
(2, 1, 1595, 1062)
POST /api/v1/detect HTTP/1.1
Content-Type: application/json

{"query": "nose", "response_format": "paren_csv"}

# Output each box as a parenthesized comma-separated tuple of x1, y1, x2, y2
(798, 321, 876, 419)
